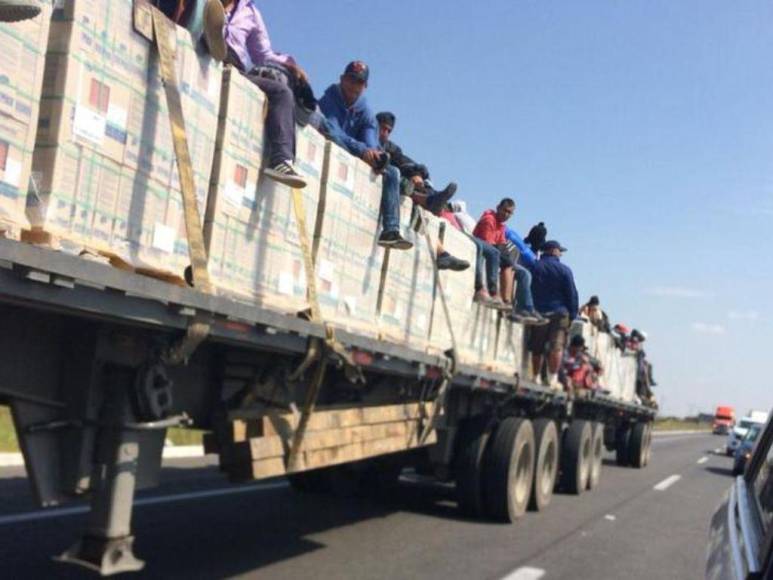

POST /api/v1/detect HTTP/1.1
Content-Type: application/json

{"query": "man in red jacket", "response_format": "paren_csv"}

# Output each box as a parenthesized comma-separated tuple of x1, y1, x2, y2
(473, 198, 517, 309)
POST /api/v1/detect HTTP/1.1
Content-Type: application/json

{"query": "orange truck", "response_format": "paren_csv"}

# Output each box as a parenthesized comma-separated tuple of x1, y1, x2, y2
(713, 406, 736, 435)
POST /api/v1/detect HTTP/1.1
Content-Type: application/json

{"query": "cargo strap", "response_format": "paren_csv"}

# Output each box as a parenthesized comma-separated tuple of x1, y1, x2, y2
(145, 6, 212, 364)
(417, 213, 458, 444)
(285, 188, 363, 471)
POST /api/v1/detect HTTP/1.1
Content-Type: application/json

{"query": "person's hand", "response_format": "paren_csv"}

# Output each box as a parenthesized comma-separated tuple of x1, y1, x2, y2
(362, 149, 380, 167)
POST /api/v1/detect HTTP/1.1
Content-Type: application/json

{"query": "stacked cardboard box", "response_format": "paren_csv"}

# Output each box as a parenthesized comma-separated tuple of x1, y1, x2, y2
(378, 198, 435, 351)
(205, 68, 325, 313)
(314, 142, 384, 335)
(29, 0, 221, 280)
(0, 1, 51, 239)
(457, 303, 498, 369)
(427, 218, 477, 355)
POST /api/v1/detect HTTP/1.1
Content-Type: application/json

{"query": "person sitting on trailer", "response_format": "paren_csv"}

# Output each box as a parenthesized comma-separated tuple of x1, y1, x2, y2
(449, 200, 477, 235)
(560, 335, 602, 394)
(473, 197, 515, 310)
(318, 62, 412, 250)
(630, 329, 658, 407)
(579, 295, 611, 333)
(505, 226, 546, 325)
(198, 0, 309, 189)
(528, 240, 579, 389)
(375, 111, 457, 215)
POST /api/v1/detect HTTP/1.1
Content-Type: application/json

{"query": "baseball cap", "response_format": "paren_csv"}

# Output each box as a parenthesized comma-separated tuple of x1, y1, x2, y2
(344, 60, 369, 82)
(542, 240, 567, 252)
(376, 112, 396, 128)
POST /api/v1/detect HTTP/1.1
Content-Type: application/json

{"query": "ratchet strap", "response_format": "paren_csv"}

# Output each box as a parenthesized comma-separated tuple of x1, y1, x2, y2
(146, 6, 212, 363)
(417, 213, 458, 444)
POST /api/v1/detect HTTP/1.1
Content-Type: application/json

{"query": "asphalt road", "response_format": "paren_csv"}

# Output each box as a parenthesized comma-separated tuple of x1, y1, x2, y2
(0, 433, 731, 579)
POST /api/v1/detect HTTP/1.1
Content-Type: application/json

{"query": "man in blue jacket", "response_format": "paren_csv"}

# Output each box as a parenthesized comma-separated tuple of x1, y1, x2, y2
(528, 240, 579, 388)
(318, 61, 412, 250)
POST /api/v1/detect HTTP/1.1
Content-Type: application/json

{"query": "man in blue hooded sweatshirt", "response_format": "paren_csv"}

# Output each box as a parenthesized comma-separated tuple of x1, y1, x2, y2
(318, 61, 412, 250)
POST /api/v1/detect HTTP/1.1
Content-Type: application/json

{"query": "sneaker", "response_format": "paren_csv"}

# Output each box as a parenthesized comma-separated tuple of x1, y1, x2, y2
(515, 309, 549, 326)
(0, 0, 40, 22)
(488, 297, 512, 311)
(436, 252, 470, 271)
(473, 289, 494, 306)
(264, 161, 308, 189)
(427, 182, 458, 215)
(378, 230, 413, 250)
(202, 0, 227, 61)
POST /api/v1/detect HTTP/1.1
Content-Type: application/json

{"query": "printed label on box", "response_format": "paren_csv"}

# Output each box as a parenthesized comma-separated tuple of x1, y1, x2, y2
(152, 222, 176, 254)
(73, 105, 106, 145)
(107, 104, 128, 131)
(2, 159, 21, 187)
(224, 181, 245, 207)
(318, 259, 335, 283)
(278, 271, 294, 295)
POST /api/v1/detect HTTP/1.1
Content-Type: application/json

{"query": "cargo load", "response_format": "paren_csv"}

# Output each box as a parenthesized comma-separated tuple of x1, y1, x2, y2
(0, 1, 51, 239)
(28, 0, 221, 280)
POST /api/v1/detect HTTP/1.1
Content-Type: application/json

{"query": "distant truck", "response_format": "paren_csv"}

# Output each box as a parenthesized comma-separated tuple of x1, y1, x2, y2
(712, 406, 736, 435)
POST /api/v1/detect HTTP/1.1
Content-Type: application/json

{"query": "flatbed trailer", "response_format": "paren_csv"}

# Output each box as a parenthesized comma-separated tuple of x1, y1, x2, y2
(0, 236, 655, 575)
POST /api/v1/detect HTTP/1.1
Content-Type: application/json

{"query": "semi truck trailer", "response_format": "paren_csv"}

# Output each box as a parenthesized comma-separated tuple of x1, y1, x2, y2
(0, 2, 657, 575)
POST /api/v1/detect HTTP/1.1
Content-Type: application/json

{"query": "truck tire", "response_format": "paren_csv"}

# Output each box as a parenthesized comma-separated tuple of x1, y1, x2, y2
(483, 417, 535, 522)
(454, 417, 493, 517)
(560, 420, 592, 494)
(528, 419, 559, 511)
(642, 423, 653, 467)
(615, 426, 632, 466)
(628, 422, 648, 468)
(587, 422, 604, 490)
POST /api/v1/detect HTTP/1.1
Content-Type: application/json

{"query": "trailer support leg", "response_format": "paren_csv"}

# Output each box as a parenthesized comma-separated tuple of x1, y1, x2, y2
(58, 367, 145, 575)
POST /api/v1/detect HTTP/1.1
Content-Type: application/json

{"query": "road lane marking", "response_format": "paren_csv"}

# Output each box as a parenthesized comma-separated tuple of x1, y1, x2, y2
(714, 448, 722, 454)
(653, 474, 681, 491)
(697, 456, 709, 464)
(604, 514, 616, 521)
(501, 567, 546, 580)
(0, 481, 289, 526)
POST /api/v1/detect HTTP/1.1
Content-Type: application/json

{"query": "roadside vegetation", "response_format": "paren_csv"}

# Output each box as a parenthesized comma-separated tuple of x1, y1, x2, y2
(654, 416, 711, 432)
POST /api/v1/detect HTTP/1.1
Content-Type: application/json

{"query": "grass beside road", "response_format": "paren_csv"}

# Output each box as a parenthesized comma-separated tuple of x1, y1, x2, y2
(654, 417, 712, 432)
(0, 406, 202, 453)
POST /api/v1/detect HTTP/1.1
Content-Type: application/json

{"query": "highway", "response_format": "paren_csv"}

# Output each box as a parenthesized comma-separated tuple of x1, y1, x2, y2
(0, 433, 730, 579)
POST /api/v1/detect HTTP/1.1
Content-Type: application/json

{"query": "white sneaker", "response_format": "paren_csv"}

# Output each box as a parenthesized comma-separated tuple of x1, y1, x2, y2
(0, 0, 41, 22)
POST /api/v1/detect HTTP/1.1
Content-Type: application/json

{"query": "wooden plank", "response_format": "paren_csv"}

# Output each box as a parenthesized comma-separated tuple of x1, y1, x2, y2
(249, 420, 423, 461)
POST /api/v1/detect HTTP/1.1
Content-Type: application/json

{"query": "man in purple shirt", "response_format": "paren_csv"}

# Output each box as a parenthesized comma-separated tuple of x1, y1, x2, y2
(205, 0, 308, 188)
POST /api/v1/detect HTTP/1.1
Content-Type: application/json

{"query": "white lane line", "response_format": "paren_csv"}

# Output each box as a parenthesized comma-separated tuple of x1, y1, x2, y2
(0, 481, 288, 526)
(697, 456, 709, 464)
(500, 567, 546, 580)
(653, 474, 682, 491)
(604, 514, 616, 521)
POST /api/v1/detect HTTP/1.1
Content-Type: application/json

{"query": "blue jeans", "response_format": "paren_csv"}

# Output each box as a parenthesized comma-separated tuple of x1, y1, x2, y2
(381, 165, 400, 232)
(514, 264, 535, 311)
(473, 238, 500, 294)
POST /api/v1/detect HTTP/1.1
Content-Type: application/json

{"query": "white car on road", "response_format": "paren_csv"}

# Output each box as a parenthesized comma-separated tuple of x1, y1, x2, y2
(727, 412, 769, 456)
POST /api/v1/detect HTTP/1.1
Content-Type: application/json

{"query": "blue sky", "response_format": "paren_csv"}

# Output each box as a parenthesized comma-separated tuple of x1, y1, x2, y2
(260, 0, 772, 417)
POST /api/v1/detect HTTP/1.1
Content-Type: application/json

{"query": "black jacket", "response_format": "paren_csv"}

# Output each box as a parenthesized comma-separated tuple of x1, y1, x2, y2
(383, 140, 430, 181)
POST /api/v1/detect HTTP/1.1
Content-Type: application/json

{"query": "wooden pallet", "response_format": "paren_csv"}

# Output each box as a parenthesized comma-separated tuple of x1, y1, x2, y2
(209, 402, 437, 482)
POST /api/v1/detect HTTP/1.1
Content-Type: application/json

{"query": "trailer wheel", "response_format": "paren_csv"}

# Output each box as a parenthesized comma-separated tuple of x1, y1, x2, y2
(528, 419, 559, 511)
(587, 422, 604, 490)
(615, 426, 632, 466)
(560, 420, 592, 494)
(629, 422, 649, 468)
(454, 417, 493, 517)
(483, 417, 535, 522)
(643, 423, 653, 466)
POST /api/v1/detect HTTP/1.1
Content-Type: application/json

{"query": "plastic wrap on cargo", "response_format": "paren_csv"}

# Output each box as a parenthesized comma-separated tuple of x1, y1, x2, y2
(378, 198, 435, 351)
(0, 1, 51, 238)
(428, 218, 477, 354)
(313, 142, 384, 336)
(458, 303, 498, 368)
(29, 0, 221, 280)
(206, 72, 324, 315)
